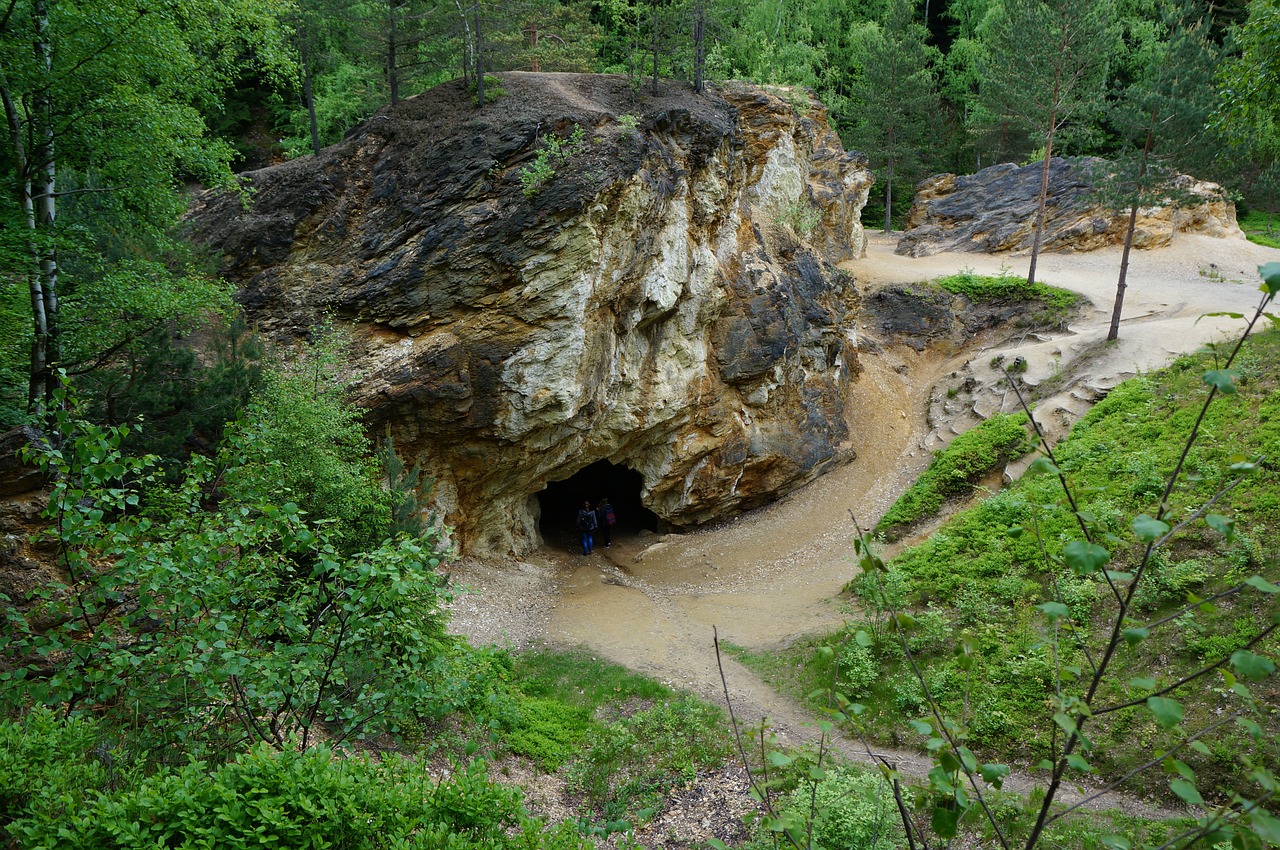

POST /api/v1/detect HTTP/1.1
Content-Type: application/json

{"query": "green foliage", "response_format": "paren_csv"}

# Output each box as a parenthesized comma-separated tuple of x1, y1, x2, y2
(877, 412, 1035, 537)
(0, 384, 460, 759)
(512, 647, 674, 709)
(502, 696, 594, 771)
(936, 270, 1081, 311)
(1, 711, 590, 850)
(793, 767, 903, 850)
(566, 697, 730, 825)
(227, 327, 395, 553)
(520, 125, 587, 198)
(778, 199, 824, 236)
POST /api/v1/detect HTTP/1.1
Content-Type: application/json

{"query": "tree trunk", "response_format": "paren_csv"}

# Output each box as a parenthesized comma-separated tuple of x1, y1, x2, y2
(300, 41, 321, 156)
(884, 161, 894, 235)
(528, 20, 540, 72)
(1026, 116, 1056, 288)
(29, 0, 59, 409)
(1109, 202, 1139, 342)
(692, 0, 705, 94)
(387, 0, 399, 104)
(474, 1, 484, 106)
(1109, 111, 1157, 342)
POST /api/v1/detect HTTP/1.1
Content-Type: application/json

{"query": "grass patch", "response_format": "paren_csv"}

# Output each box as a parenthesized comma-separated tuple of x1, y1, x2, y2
(937, 270, 1080, 309)
(1240, 209, 1280, 249)
(876, 412, 1035, 539)
(763, 329, 1280, 798)
(504, 647, 731, 831)
(513, 647, 673, 709)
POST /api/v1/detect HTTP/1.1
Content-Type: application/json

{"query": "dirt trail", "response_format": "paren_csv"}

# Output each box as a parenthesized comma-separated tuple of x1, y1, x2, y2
(449, 231, 1280, 818)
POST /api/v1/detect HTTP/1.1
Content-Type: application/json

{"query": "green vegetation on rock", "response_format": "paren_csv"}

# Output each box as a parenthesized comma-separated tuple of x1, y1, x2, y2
(876, 411, 1036, 539)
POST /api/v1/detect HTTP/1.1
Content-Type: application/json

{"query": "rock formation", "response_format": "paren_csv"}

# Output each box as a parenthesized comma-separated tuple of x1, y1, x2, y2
(896, 157, 1241, 258)
(187, 73, 873, 556)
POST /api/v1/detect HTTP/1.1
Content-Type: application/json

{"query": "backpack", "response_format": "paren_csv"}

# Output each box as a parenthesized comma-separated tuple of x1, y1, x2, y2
(578, 510, 597, 531)
(604, 506, 616, 526)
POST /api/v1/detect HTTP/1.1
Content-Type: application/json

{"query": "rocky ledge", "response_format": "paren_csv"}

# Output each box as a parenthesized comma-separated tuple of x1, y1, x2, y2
(187, 73, 873, 556)
(896, 157, 1240, 258)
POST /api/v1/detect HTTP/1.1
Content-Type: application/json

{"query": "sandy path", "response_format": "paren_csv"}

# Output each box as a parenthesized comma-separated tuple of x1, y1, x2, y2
(449, 231, 1280, 816)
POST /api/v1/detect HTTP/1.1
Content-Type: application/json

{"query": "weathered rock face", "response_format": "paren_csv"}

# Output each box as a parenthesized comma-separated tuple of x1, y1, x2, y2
(187, 73, 872, 556)
(896, 157, 1241, 258)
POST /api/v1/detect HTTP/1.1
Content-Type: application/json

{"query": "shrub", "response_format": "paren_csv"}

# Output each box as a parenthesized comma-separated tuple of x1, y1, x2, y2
(519, 125, 587, 197)
(2, 387, 459, 759)
(2, 721, 589, 850)
(796, 767, 903, 850)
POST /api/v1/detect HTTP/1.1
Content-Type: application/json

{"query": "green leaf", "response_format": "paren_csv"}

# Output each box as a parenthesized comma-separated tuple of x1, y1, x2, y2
(767, 751, 792, 767)
(1250, 811, 1280, 845)
(1053, 712, 1078, 736)
(1063, 540, 1110, 575)
(1206, 513, 1237, 542)
(855, 629, 873, 647)
(1202, 369, 1241, 395)
(1147, 697, 1184, 729)
(1122, 627, 1150, 646)
(1231, 650, 1276, 681)
(1245, 575, 1280, 594)
(1132, 514, 1170, 542)
(909, 719, 933, 736)
(1259, 262, 1280, 296)
(1169, 779, 1204, 807)
(928, 765, 956, 794)
(1037, 601, 1070, 622)
(1128, 676, 1156, 689)
(979, 763, 1009, 788)
(1101, 835, 1132, 850)
(1026, 456, 1061, 477)
(1066, 753, 1095, 773)
(931, 805, 961, 839)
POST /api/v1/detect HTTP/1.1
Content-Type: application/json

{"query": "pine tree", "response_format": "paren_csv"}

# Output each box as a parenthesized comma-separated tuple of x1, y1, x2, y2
(980, 0, 1115, 286)
(847, 0, 942, 234)
(1099, 0, 1221, 340)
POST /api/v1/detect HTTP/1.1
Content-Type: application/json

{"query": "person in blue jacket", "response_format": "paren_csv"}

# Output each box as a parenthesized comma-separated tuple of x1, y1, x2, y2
(576, 499, 597, 555)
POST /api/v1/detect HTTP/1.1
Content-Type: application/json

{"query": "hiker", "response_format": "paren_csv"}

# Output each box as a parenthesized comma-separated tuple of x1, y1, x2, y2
(596, 497, 615, 548)
(576, 499, 597, 555)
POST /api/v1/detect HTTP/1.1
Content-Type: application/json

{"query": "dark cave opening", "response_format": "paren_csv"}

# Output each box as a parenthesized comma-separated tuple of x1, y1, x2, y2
(537, 460, 660, 549)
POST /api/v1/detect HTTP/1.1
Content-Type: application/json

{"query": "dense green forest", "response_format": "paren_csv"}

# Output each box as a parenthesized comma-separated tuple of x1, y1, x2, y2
(1, 0, 1280, 847)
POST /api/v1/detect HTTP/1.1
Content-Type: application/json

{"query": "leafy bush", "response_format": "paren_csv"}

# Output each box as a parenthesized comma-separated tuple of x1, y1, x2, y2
(798, 767, 903, 850)
(1, 712, 589, 850)
(227, 326, 396, 553)
(1, 387, 460, 760)
(877, 412, 1035, 537)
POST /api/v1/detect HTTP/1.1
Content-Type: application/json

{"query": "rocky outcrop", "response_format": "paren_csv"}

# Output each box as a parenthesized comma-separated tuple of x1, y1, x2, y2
(187, 73, 873, 556)
(896, 157, 1241, 258)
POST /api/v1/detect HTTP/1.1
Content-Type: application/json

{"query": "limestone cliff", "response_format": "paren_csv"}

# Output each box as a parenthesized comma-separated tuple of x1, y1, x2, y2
(187, 73, 873, 556)
(896, 157, 1241, 258)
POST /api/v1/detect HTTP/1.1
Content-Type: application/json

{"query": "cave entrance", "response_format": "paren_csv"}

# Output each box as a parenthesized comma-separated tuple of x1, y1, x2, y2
(537, 460, 659, 550)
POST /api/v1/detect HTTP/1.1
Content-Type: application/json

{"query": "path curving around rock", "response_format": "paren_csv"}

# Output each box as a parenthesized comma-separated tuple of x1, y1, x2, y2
(448, 231, 1280, 821)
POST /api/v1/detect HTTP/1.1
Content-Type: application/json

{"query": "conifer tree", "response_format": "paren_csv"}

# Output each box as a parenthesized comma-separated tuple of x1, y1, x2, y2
(980, 0, 1114, 286)
(1099, 0, 1221, 341)
(847, 0, 942, 234)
